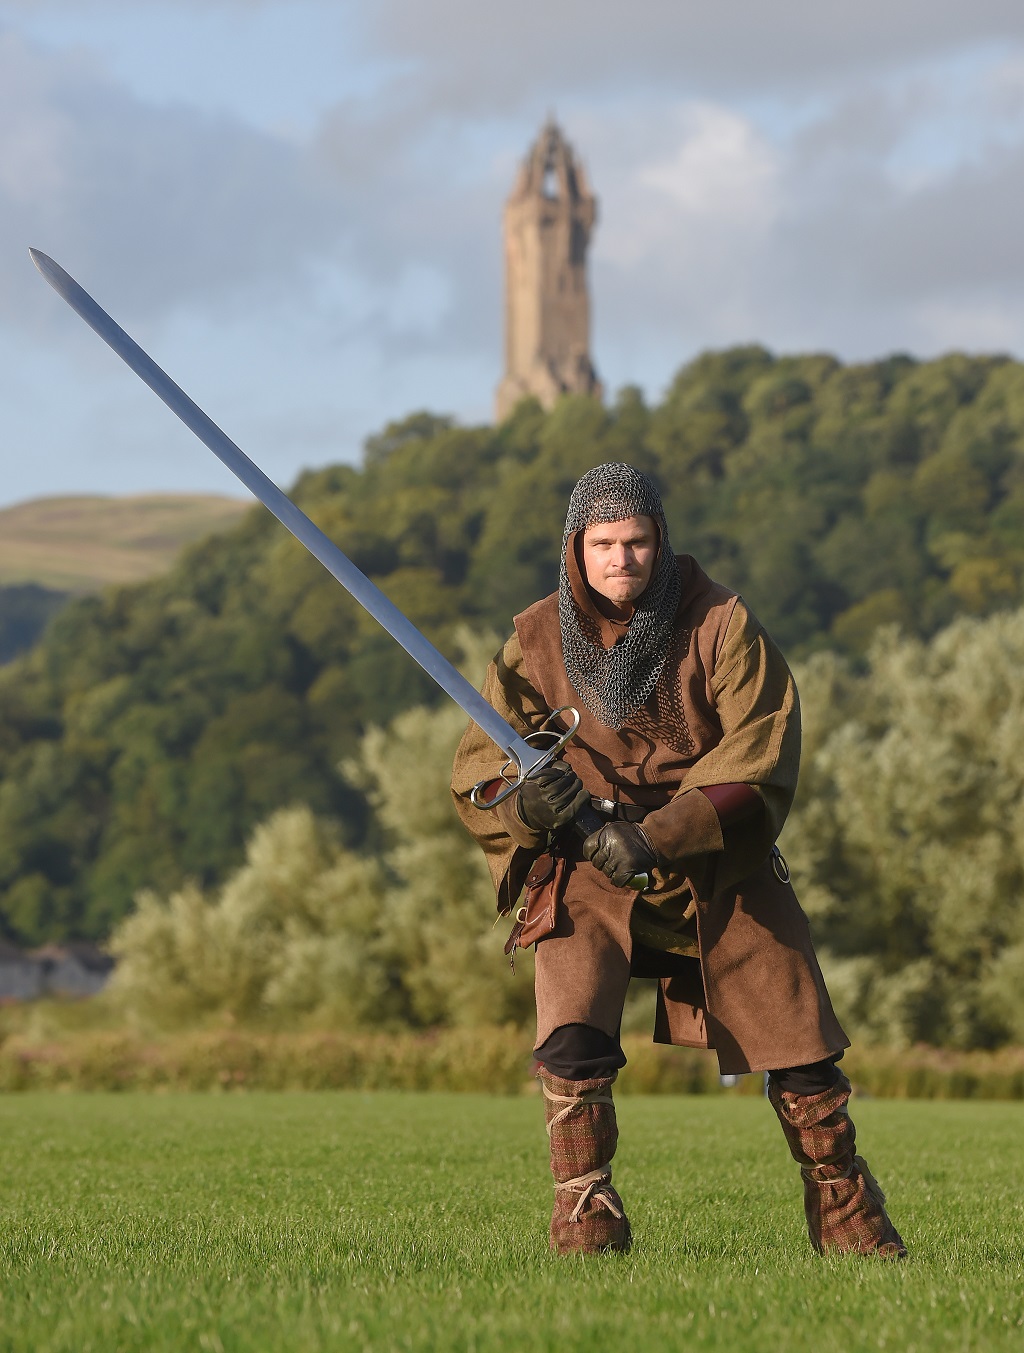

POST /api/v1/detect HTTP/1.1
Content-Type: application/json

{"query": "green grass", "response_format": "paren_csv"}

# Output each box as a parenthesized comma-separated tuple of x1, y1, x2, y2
(0, 1093, 1021, 1352)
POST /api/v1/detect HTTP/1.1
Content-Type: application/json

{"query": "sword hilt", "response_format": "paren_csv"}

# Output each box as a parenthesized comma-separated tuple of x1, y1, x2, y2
(471, 709, 649, 892)
(470, 706, 581, 809)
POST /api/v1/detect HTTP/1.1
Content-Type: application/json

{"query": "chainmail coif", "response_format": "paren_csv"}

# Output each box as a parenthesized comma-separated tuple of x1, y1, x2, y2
(559, 463, 681, 729)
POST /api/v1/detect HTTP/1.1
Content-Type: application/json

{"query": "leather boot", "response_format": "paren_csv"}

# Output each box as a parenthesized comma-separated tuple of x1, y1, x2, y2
(769, 1073, 906, 1258)
(538, 1070, 631, 1253)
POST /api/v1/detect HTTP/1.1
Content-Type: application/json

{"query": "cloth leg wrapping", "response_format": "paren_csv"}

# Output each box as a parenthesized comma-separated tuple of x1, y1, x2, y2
(769, 1072, 906, 1258)
(539, 1070, 631, 1254)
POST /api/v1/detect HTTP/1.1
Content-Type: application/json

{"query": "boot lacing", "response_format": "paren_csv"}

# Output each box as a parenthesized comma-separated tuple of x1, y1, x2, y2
(541, 1078, 616, 1136)
(541, 1076, 622, 1224)
(801, 1154, 883, 1198)
(801, 1161, 854, 1185)
(554, 1168, 624, 1223)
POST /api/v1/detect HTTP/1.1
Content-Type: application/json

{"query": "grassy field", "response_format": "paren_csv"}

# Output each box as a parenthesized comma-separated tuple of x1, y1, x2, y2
(0, 494, 248, 591)
(0, 1093, 1021, 1353)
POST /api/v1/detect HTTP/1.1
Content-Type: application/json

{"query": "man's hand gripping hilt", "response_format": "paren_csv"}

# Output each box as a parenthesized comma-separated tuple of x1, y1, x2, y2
(470, 706, 581, 810)
(470, 707, 650, 892)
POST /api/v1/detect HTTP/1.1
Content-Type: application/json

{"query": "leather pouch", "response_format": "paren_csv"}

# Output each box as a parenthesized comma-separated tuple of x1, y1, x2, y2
(503, 850, 566, 968)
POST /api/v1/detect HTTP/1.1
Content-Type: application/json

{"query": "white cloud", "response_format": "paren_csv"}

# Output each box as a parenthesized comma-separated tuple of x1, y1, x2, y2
(0, 29, 352, 331)
(8, 4, 1024, 366)
(911, 299, 1022, 352)
(6, 1, 1024, 507)
(0, 34, 76, 205)
(575, 102, 781, 367)
(636, 105, 780, 224)
(361, 0, 1024, 107)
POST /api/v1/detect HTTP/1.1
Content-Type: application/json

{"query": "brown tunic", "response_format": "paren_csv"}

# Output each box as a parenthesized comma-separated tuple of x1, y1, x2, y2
(451, 556, 848, 1075)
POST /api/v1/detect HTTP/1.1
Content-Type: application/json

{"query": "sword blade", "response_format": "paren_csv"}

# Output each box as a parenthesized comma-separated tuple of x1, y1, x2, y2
(29, 248, 546, 778)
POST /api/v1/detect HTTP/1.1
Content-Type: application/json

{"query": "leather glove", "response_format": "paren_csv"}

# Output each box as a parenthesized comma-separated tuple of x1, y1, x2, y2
(517, 761, 590, 832)
(583, 821, 660, 888)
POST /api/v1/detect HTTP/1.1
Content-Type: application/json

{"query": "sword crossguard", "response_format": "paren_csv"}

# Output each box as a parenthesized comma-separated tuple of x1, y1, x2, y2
(470, 706, 581, 810)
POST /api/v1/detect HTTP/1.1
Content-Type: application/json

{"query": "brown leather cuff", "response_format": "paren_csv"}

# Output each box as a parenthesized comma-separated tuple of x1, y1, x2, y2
(493, 785, 547, 850)
(640, 787, 725, 863)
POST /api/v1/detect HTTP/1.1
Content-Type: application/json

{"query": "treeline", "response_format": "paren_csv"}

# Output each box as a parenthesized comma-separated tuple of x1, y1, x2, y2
(3, 345, 1024, 946)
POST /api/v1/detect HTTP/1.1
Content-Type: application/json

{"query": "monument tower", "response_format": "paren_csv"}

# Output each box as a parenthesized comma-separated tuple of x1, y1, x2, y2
(495, 119, 602, 420)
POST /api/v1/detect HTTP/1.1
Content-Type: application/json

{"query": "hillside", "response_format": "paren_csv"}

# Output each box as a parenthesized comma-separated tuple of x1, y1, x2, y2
(2, 345, 1024, 946)
(0, 494, 250, 592)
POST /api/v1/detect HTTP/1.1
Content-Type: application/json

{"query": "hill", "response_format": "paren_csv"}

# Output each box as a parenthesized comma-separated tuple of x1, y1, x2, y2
(0, 494, 249, 592)
(2, 345, 1024, 946)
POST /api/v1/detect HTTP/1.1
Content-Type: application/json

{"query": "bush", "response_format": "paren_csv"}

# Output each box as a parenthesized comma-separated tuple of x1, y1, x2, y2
(785, 610, 1024, 1049)
(103, 628, 534, 1033)
(2, 1026, 1023, 1098)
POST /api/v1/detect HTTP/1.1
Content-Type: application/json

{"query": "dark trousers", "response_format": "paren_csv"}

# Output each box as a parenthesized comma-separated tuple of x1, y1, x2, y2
(536, 1021, 843, 1095)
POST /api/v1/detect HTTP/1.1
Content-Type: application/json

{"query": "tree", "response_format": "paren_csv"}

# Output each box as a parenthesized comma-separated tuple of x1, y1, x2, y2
(106, 628, 534, 1032)
(784, 610, 1024, 1047)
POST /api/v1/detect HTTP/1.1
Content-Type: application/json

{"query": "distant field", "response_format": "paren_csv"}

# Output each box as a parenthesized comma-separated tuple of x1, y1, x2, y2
(0, 493, 250, 591)
(0, 1093, 1021, 1352)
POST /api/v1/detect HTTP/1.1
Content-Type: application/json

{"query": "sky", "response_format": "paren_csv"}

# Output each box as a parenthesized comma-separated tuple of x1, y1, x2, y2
(3, 2, 1024, 508)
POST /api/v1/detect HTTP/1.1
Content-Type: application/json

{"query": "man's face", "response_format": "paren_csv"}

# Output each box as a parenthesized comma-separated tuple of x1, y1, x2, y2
(580, 514, 658, 607)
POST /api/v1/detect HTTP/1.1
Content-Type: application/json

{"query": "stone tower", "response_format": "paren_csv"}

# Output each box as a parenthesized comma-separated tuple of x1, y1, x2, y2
(496, 119, 602, 420)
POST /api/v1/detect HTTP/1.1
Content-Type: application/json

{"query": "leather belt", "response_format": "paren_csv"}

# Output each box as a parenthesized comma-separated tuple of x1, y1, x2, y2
(590, 796, 648, 822)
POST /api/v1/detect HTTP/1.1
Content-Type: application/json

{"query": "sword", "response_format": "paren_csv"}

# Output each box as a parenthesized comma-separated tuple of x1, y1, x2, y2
(29, 249, 648, 888)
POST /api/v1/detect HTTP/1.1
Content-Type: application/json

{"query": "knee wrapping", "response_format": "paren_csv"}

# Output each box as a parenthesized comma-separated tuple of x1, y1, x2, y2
(537, 1023, 626, 1080)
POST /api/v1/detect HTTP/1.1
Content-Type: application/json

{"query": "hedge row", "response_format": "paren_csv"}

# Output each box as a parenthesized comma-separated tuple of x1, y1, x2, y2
(2, 1028, 1024, 1098)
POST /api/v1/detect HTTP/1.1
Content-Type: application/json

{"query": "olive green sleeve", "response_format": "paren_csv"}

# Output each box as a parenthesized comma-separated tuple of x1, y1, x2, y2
(641, 600, 800, 863)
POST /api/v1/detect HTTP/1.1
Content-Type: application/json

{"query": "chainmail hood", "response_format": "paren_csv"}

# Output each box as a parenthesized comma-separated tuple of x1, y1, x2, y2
(559, 462, 681, 728)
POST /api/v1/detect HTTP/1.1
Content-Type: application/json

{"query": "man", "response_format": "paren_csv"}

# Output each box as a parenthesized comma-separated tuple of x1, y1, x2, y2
(452, 462, 905, 1259)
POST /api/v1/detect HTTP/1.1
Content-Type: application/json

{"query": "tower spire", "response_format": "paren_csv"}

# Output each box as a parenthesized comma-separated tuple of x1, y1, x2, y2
(496, 119, 602, 420)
